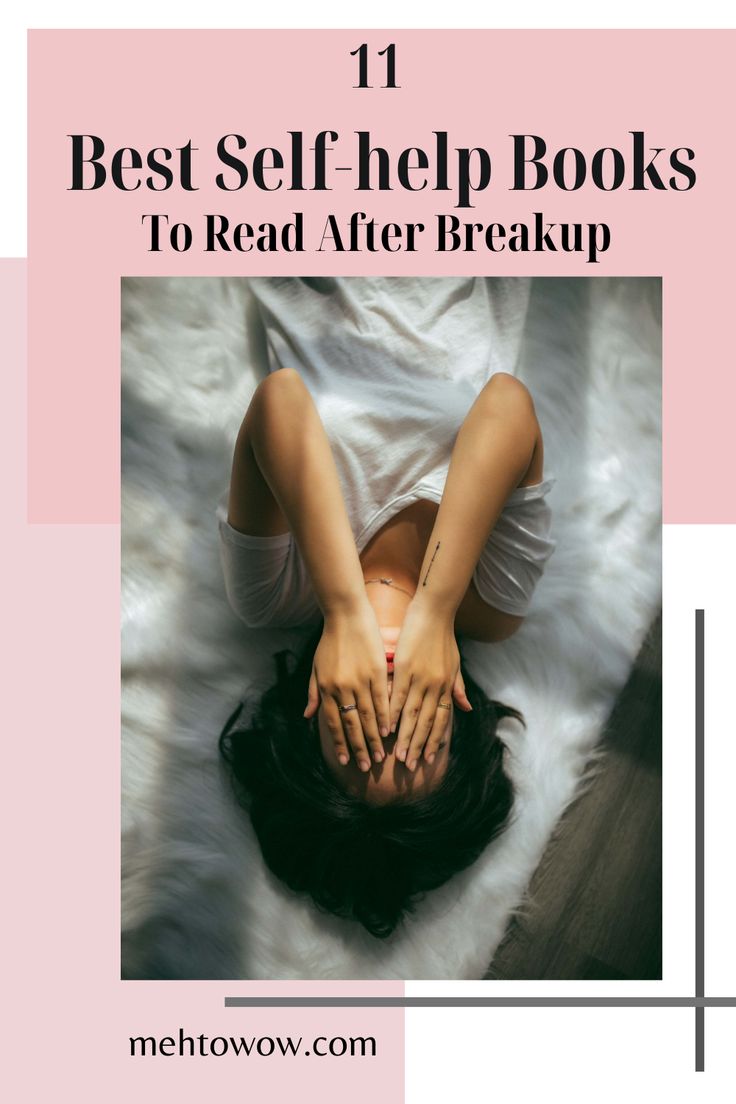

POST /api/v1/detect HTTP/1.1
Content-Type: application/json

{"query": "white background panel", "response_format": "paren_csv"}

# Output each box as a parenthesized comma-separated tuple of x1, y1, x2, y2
(405, 1007, 709, 1099)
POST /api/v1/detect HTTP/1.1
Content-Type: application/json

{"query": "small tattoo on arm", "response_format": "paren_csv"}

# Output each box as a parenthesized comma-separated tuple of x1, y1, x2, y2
(422, 542, 440, 587)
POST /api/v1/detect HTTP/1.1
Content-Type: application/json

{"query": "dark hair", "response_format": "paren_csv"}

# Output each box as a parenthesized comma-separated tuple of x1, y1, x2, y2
(219, 634, 520, 939)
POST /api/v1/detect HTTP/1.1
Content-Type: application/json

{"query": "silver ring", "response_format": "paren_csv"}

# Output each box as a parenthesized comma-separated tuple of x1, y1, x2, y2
(339, 703, 358, 715)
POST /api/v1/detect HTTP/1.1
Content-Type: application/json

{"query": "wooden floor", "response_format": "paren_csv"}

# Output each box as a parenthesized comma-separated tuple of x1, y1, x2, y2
(486, 613, 662, 980)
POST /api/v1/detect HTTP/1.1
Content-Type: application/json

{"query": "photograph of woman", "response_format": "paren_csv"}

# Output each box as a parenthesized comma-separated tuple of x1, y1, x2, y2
(122, 275, 661, 980)
(217, 279, 553, 939)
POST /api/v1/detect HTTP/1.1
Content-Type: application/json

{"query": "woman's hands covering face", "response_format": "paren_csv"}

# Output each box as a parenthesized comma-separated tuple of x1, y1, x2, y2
(389, 604, 472, 770)
(303, 599, 391, 771)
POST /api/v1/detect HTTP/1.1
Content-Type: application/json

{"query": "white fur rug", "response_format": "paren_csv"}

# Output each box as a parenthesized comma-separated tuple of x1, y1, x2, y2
(121, 276, 661, 980)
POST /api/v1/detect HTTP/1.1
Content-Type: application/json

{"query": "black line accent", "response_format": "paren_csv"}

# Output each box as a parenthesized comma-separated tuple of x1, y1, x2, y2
(225, 997, 736, 1009)
(695, 609, 705, 1072)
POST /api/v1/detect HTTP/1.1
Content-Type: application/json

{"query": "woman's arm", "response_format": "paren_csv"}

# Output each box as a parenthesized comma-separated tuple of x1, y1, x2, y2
(228, 368, 390, 771)
(390, 372, 542, 768)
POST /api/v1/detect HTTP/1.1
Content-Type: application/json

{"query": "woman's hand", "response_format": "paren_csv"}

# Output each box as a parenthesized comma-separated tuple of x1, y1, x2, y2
(389, 603, 472, 771)
(303, 599, 391, 772)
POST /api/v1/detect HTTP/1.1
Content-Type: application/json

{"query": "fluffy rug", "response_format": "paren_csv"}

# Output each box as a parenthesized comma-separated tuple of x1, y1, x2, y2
(121, 276, 661, 980)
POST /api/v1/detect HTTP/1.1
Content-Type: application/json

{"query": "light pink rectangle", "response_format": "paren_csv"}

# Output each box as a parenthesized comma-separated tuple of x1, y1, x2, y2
(5, 248, 405, 1104)
(27, 29, 735, 522)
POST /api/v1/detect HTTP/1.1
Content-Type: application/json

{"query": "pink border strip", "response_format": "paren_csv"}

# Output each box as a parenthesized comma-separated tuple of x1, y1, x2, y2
(6, 253, 406, 1101)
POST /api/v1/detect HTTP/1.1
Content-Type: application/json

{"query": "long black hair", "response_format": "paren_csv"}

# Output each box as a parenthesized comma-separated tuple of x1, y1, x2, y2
(219, 634, 520, 939)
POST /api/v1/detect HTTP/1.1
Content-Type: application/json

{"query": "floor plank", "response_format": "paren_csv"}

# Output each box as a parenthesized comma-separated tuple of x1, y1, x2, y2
(486, 613, 662, 980)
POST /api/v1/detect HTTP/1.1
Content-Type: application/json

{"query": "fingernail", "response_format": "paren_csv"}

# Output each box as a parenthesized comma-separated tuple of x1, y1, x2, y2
(358, 758, 371, 772)
(380, 726, 389, 739)
(396, 747, 406, 762)
(338, 754, 349, 766)
(373, 750, 383, 763)
(427, 752, 436, 765)
(408, 759, 417, 772)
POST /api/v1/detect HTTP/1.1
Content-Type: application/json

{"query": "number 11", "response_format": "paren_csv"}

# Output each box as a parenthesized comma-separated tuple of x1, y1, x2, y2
(350, 43, 400, 88)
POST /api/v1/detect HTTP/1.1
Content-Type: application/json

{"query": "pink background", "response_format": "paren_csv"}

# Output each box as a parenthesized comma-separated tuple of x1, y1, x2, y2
(14, 27, 733, 1104)
(3, 255, 403, 1098)
(27, 29, 735, 523)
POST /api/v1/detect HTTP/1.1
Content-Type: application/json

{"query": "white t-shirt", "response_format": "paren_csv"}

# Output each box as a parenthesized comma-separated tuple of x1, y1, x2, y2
(247, 276, 532, 550)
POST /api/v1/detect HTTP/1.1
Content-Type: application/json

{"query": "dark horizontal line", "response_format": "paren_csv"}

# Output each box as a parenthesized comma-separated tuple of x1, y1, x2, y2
(225, 997, 736, 1009)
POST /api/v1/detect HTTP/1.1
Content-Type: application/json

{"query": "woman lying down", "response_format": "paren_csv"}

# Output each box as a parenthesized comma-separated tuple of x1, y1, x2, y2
(217, 277, 555, 939)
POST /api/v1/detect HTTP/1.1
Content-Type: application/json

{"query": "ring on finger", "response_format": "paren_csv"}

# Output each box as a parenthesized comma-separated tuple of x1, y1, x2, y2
(339, 703, 358, 715)
(437, 701, 451, 711)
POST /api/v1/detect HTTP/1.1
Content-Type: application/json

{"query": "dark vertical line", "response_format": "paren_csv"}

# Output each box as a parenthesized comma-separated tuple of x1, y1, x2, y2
(695, 609, 705, 1072)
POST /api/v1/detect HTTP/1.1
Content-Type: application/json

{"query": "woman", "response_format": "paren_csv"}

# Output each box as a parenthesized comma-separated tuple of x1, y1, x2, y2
(218, 277, 555, 937)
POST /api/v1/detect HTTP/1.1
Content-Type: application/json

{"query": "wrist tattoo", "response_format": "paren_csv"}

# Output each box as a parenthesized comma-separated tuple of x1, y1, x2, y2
(422, 542, 441, 587)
